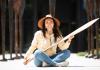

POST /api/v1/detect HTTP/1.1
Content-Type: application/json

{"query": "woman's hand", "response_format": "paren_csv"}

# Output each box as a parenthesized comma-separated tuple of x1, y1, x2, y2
(23, 56, 28, 65)
(23, 55, 34, 65)
(67, 35, 74, 43)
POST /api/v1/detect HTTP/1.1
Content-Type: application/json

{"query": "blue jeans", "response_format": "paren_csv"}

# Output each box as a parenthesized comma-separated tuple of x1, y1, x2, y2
(33, 49, 70, 67)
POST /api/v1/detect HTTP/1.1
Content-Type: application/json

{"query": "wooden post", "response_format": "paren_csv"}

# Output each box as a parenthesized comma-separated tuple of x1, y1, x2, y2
(94, 0, 100, 59)
(0, 14, 1, 54)
(13, 0, 25, 59)
(85, 0, 92, 56)
(85, 0, 95, 58)
(19, 0, 25, 58)
(12, 0, 19, 59)
(8, 0, 15, 60)
(33, 0, 38, 33)
(0, 0, 7, 61)
(49, 0, 56, 17)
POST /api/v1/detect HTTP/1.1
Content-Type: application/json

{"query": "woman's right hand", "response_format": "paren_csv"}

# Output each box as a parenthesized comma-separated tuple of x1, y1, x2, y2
(23, 56, 28, 65)
(23, 55, 34, 65)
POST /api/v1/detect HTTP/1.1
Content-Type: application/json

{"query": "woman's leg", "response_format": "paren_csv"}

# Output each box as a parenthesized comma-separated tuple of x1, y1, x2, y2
(34, 57, 42, 67)
(51, 49, 70, 63)
(34, 50, 56, 66)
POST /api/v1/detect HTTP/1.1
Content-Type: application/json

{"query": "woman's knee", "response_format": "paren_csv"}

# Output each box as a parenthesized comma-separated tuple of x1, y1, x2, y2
(34, 50, 43, 58)
(63, 49, 71, 58)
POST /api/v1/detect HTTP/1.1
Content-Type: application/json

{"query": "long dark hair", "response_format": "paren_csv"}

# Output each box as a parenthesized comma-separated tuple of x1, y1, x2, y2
(42, 17, 61, 41)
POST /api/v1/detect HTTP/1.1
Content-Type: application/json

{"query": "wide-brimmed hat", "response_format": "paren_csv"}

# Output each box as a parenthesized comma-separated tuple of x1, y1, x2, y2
(38, 14, 60, 29)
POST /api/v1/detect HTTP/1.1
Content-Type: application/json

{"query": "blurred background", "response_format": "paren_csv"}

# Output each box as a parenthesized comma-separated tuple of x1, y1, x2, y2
(0, 0, 100, 60)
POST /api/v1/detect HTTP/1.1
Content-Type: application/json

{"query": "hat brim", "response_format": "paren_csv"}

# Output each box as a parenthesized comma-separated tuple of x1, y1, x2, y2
(38, 17, 60, 29)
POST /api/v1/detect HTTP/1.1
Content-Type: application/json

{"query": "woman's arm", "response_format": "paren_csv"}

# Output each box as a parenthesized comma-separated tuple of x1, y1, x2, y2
(24, 45, 37, 59)
(63, 35, 74, 49)
(58, 35, 74, 50)
(23, 31, 40, 64)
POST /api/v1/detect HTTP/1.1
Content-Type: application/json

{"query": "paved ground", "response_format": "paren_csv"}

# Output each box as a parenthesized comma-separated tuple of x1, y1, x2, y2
(0, 53, 100, 70)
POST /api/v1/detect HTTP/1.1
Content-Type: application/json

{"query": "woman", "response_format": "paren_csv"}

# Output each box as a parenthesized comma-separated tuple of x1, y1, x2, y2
(24, 14, 74, 67)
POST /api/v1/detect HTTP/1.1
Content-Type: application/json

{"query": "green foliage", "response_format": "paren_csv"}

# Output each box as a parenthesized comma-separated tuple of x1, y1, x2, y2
(76, 52, 88, 56)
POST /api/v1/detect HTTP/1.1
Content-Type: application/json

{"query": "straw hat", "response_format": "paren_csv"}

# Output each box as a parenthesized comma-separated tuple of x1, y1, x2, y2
(38, 14, 60, 29)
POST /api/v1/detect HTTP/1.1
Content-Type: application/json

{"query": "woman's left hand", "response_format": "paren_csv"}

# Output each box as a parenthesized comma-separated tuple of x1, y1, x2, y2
(67, 35, 74, 43)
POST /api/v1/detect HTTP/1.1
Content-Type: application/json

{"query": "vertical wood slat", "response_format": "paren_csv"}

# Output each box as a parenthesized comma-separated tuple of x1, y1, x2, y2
(1, 0, 7, 60)
(86, 0, 95, 56)
(95, 0, 100, 58)
(13, 0, 20, 58)
(49, 0, 56, 17)
(33, 0, 38, 33)
(8, 0, 14, 59)
(13, 0, 25, 58)
(19, 0, 25, 57)
(14, 11, 19, 58)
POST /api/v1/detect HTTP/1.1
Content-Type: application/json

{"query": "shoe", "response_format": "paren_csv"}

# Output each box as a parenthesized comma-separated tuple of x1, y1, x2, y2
(42, 62, 48, 67)
(55, 61, 69, 67)
(93, 55, 100, 59)
(42, 62, 54, 67)
(85, 54, 95, 58)
(43, 61, 69, 67)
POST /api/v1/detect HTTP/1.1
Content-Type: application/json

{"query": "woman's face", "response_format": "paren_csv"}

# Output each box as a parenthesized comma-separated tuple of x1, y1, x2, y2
(45, 18, 54, 31)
